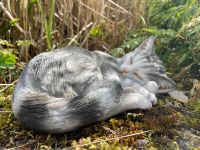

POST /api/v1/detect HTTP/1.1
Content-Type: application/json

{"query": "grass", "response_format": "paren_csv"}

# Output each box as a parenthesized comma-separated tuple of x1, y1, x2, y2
(0, 0, 147, 62)
(37, 0, 55, 50)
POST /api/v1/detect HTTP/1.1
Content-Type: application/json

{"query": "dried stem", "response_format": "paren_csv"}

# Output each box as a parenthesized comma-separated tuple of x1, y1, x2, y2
(0, 80, 17, 94)
(71, 130, 153, 148)
(67, 22, 94, 46)
(0, 2, 26, 35)
(108, 0, 132, 16)
(77, 0, 113, 23)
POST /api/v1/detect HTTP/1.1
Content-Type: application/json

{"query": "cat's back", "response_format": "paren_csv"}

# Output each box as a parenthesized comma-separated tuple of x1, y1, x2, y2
(14, 47, 105, 99)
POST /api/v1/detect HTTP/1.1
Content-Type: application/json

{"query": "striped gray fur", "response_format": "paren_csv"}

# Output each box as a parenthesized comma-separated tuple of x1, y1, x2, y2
(12, 37, 176, 133)
(119, 37, 176, 93)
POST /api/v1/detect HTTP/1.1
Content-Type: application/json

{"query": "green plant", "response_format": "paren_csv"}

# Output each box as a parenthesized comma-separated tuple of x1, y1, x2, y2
(111, 0, 200, 75)
(0, 51, 16, 69)
(0, 39, 30, 83)
(0, 18, 19, 35)
(37, 0, 55, 50)
(0, 50, 17, 83)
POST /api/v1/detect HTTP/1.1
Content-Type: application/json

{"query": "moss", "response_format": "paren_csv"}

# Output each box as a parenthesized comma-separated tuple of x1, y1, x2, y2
(0, 93, 12, 111)
(0, 93, 13, 130)
(141, 96, 200, 149)
(1, 84, 200, 149)
(152, 136, 179, 150)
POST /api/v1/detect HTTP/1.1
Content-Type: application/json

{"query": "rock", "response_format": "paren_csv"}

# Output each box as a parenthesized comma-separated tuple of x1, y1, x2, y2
(169, 90, 189, 103)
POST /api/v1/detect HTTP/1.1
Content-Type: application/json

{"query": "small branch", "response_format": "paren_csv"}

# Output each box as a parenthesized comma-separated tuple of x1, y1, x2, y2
(0, 80, 17, 94)
(108, 0, 132, 16)
(101, 126, 119, 135)
(7, 140, 38, 150)
(77, 0, 113, 23)
(67, 22, 94, 46)
(42, 30, 58, 41)
(80, 23, 96, 47)
(0, 2, 26, 35)
(71, 130, 153, 148)
(0, 111, 13, 113)
(0, 84, 14, 86)
(174, 63, 194, 80)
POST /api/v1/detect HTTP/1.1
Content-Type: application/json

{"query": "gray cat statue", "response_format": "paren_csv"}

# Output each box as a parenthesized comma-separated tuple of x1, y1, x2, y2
(12, 37, 176, 133)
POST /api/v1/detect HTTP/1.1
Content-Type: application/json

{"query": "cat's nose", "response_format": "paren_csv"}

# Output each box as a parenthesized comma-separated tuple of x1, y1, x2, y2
(120, 66, 128, 74)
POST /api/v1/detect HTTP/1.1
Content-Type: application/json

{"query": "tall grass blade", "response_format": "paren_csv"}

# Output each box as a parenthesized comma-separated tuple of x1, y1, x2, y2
(37, 0, 55, 50)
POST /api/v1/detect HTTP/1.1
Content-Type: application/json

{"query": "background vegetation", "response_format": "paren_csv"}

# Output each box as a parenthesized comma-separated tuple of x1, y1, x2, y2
(0, 0, 200, 149)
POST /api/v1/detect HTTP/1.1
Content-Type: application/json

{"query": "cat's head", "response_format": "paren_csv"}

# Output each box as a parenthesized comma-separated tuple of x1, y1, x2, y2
(119, 37, 176, 93)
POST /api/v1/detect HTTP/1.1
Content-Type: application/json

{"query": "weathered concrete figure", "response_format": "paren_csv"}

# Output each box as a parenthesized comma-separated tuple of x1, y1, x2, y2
(12, 37, 176, 133)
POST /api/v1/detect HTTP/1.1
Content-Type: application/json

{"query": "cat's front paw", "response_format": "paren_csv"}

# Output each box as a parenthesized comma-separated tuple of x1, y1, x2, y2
(122, 91, 154, 110)
(137, 98, 153, 109)
(138, 93, 157, 109)
(144, 81, 158, 94)
(136, 86, 157, 106)
(148, 93, 157, 105)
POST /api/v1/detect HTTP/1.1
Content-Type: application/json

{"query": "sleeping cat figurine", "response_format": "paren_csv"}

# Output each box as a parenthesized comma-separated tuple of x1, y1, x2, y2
(12, 37, 176, 133)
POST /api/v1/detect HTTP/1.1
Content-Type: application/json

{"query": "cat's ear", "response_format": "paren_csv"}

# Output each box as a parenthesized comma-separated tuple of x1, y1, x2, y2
(121, 36, 158, 65)
(134, 36, 156, 54)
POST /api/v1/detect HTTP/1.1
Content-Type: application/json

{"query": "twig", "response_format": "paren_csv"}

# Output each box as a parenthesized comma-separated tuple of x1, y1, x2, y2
(101, 126, 119, 135)
(42, 30, 58, 40)
(80, 23, 96, 47)
(77, 0, 113, 23)
(0, 111, 13, 113)
(0, 84, 14, 86)
(71, 130, 153, 148)
(67, 22, 94, 46)
(0, 80, 17, 94)
(108, 0, 132, 16)
(174, 63, 194, 80)
(0, 2, 26, 35)
(6, 140, 38, 150)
